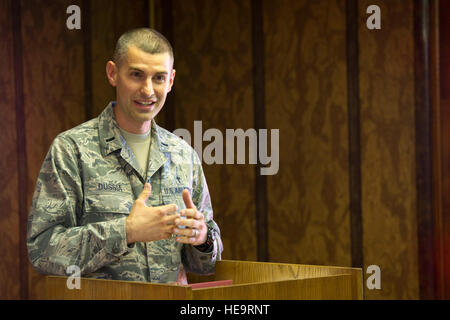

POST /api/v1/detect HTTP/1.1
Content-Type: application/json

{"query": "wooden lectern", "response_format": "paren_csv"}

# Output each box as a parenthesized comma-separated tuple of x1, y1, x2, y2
(45, 260, 363, 300)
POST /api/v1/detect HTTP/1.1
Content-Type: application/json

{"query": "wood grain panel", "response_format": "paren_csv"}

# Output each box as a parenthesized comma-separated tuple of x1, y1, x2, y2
(190, 275, 354, 300)
(439, 0, 450, 299)
(188, 259, 361, 284)
(46, 274, 354, 300)
(90, 0, 116, 117)
(46, 276, 190, 300)
(90, 0, 149, 118)
(20, 0, 86, 299)
(440, 0, 450, 101)
(440, 95, 450, 298)
(358, 0, 419, 299)
(346, 0, 363, 269)
(172, 0, 256, 261)
(414, 0, 435, 299)
(431, 0, 444, 299)
(251, 0, 269, 262)
(46, 260, 362, 300)
(264, 0, 351, 267)
(153, 0, 174, 131)
(0, 0, 21, 300)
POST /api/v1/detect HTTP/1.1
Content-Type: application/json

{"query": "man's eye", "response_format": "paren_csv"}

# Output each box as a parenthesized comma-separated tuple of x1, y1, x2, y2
(155, 75, 166, 83)
(131, 72, 142, 78)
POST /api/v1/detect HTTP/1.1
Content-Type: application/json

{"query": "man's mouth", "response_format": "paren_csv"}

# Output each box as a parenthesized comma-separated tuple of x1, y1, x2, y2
(134, 100, 156, 108)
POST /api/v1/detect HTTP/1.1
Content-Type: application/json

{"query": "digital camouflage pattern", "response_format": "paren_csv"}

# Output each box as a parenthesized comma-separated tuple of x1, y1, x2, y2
(27, 102, 223, 283)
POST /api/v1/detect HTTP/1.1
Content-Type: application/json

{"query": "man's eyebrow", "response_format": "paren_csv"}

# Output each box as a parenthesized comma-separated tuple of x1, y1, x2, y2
(128, 67, 168, 75)
(128, 67, 144, 72)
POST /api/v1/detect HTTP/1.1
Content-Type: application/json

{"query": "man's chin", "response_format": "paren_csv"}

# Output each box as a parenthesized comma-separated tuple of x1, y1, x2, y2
(134, 110, 160, 123)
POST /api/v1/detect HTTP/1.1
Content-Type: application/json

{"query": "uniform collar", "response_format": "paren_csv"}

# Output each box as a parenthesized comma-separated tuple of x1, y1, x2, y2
(98, 102, 171, 157)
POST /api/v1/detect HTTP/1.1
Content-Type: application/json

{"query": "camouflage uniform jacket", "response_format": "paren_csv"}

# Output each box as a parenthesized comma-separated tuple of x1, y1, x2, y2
(27, 102, 223, 283)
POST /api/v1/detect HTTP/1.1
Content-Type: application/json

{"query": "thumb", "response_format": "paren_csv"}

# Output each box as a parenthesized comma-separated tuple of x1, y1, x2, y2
(137, 183, 152, 206)
(182, 189, 196, 209)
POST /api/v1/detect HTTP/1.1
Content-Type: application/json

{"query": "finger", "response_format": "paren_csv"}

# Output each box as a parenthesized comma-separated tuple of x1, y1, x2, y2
(172, 226, 191, 237)
(180, 209, 205, 222)
(175, 237, 189, 244)
(175, 234, 196, 244)
(179, 208, 196, 218)
(163, 213, 180, 225)
(136, 183, 152, 206)
(175, 218, 201, 230)
(182, 189, 196, 209)
(159, 203, 178, 215)
(164, 223, 177, 233)
(175, 231, 202, 245)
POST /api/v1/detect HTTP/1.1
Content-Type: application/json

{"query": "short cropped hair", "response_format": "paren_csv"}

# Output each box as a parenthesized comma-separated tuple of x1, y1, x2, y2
(113, 28, 174, 66)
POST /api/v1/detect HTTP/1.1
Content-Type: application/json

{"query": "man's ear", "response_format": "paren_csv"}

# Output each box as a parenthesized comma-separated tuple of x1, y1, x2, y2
(167, 69, 176, 92)
(106, 61, 118, 87)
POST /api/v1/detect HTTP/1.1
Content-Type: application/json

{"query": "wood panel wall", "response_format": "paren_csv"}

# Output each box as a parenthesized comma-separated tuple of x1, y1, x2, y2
(0, 0, 21, 300)
(438, 0, 450, 299)
(264, 0, 351, 268)
(171, 0, 257, 261)
(20, 0, 86, 299)
(0, 0, 442, 300)
(0, 0, 150, 299)
(358, 0, 419, 299)
(90, 0, 149, 118)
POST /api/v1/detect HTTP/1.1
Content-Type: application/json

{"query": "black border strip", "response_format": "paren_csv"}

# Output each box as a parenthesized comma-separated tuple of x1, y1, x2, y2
(11, 0, 29, 300)
(346, 0, 363, 269)
(414, 0, 436, 300)
(251, 0, 268, 262)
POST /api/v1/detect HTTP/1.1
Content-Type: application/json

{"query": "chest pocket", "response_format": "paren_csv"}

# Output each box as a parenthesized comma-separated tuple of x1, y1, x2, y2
(81, 181, 134, 224)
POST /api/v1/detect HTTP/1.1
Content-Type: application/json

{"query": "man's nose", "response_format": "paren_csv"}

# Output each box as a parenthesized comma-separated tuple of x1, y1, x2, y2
(141, 80, 154, 97)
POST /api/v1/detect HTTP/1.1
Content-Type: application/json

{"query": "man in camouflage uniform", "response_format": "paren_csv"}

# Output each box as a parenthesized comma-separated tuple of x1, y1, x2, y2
(27, 28, 223, 283)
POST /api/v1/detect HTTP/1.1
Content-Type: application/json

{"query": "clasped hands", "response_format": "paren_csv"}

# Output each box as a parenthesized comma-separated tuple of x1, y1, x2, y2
(125, 183, 207, 245)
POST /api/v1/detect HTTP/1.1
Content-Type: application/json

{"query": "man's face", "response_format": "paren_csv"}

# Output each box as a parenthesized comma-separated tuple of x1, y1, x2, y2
(106, 46, 175, 133)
